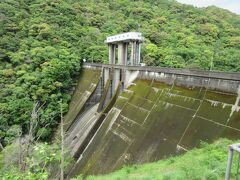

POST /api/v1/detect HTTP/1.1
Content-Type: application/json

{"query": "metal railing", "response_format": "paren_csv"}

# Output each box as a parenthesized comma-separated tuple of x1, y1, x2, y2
(225, 143, 240, 180)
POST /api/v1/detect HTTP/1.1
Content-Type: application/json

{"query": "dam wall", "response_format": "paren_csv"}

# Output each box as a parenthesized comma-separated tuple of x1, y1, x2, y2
(83, 63, 240, 93)
(66, 63, 240, 177)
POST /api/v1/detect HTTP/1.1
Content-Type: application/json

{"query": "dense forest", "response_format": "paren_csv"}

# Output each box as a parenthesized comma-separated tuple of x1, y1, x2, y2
(1, 0, 240, 147)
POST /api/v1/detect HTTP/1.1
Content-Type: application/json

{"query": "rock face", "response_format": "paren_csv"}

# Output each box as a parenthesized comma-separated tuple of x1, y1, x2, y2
(65, 67, 240, 178)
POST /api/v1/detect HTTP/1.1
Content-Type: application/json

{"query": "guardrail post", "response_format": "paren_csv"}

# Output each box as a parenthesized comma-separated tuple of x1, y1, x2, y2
(225, 144, 240, 180)
(225, 147, 234, 180)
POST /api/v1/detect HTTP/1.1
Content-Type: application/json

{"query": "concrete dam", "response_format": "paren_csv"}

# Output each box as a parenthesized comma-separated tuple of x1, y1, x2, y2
(63, 32, 240, 178)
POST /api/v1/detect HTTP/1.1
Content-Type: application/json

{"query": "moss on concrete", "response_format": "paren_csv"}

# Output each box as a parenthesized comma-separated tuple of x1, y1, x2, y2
(70, 78, 240, 177)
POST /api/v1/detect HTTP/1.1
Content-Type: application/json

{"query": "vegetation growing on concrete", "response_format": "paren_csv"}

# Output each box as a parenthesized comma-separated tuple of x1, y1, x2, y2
(75, 139, 239, 180)
(69, 78, 240, 176)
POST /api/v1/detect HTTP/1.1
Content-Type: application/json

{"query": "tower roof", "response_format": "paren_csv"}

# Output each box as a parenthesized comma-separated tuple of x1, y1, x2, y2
(105, 32, 144, 44)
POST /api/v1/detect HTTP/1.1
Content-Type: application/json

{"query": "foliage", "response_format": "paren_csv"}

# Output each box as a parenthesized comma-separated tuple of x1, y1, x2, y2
(0, 142, 71, 179)
(0, 0, 240, 145)
(74, 139, 239, 180)
(0, 0, 80, 145)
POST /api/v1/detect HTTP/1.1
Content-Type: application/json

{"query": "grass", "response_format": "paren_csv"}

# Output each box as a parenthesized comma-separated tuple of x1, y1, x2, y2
(74, 139, 240, 180)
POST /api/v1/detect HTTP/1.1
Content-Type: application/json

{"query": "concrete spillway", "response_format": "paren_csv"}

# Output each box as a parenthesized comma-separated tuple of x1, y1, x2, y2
(63, 68, 101, 132)
(65, 64, 240, 178)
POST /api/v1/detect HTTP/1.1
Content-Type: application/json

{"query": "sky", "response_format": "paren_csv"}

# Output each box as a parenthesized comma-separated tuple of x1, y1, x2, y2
(176, 0, 240, 14)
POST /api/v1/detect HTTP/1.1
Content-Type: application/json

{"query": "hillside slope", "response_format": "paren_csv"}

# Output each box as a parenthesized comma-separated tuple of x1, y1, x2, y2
(0, 0, 240, 145)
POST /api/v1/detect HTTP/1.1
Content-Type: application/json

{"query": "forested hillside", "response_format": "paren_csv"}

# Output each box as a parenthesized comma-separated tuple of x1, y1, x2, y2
(1, 0, 240, 146)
